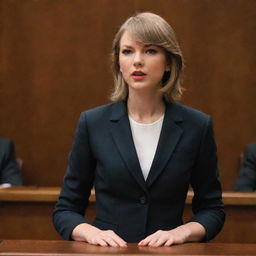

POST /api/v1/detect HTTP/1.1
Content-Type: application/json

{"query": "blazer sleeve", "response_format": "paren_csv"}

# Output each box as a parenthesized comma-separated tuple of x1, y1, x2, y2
(234, 143, 256, 191)
(188, 117, 225, 242)
(53, 112, 96, 240)
(0, 139, 22, 185)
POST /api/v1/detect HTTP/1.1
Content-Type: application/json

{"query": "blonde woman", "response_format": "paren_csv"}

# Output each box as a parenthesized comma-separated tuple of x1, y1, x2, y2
(53, 12, 225, 247)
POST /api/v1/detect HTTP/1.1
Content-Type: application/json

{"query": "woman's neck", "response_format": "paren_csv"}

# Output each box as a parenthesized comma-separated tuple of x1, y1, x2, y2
(127, 92, 165, 124)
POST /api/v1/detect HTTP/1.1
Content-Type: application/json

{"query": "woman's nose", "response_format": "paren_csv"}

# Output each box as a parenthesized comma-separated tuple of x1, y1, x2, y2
(133, 52, 144, 67)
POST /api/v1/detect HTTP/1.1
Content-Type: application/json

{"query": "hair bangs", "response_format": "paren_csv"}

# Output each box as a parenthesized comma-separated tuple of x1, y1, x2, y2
(125, 17, 169, 47)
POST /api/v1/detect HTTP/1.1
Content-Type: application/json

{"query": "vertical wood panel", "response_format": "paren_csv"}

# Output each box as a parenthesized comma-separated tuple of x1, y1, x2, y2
(1, 0, 255, 189)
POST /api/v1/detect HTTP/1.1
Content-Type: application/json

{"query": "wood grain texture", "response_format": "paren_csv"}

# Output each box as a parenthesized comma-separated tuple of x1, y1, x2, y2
(0, 0, 256, 189)
(1, 240, 256, 255)
(1, 187, 256, 205)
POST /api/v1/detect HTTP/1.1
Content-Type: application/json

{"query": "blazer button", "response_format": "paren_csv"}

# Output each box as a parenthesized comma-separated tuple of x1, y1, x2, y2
(140, 196, 147, 204)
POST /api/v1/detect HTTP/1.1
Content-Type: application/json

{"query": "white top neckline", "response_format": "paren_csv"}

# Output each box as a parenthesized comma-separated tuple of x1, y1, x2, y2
(128, 114, 164, 126)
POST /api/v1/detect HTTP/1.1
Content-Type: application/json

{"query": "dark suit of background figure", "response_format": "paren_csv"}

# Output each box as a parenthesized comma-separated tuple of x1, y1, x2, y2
(0, 138, 22, 185)
(53, 101, 225, 243)
(235, 143, 256, 191)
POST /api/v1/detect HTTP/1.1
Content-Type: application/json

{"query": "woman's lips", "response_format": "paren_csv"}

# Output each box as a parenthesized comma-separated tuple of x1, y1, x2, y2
(131, 71, 146, 81)
(132, 74, 146, 81)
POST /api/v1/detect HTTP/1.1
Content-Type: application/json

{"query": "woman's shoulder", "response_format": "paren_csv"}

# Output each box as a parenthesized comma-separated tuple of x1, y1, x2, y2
(80, 101, 124, 122)
(170, 102, 211, 122)
(169, 102, 214, 135)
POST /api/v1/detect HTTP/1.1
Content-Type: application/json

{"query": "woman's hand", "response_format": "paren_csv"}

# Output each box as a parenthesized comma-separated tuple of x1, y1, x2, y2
(138, 222, 206, 247)
(72, 223, 127, 247)
(138, 229, 188, 247)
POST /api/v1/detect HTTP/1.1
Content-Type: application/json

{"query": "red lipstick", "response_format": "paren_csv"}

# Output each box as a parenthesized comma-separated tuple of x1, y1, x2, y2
(131, 70, 146, 81)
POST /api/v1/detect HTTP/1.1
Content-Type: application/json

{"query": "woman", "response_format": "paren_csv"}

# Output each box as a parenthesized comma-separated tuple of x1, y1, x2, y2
(53, 12, 225, 247)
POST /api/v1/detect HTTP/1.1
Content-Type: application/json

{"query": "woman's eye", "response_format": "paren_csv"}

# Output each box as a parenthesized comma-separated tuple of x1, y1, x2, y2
(146, 49, 157, 54)
(121, 49, 132, 55)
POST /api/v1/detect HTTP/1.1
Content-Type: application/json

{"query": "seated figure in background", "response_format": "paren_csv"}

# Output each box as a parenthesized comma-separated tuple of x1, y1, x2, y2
(235, 143, 256, 192)
(0, 138, 22, 187)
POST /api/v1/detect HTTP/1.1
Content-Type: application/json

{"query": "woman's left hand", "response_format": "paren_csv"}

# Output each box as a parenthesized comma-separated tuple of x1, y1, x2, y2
(138, 227, 189, 247)
(138, 222, 206, 247)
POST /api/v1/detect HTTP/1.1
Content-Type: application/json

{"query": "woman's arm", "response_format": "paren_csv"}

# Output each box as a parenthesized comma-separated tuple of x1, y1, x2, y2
(189, 117, 225, 242)
(53, 112, 96, 240)
(53, 112, 127, 247)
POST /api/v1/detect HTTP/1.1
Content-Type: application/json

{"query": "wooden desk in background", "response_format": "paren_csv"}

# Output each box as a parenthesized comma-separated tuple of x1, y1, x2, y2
(0, 187, 256, 243)
(1, 240, 256, 255)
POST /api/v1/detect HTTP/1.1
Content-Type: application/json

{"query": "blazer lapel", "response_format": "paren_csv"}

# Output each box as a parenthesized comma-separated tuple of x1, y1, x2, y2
(146, 102, 184, 188)
(109, 101, 147, 192)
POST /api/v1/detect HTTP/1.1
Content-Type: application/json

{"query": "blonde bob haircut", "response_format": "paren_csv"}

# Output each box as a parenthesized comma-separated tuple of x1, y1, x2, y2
(110, 12, 184, 102)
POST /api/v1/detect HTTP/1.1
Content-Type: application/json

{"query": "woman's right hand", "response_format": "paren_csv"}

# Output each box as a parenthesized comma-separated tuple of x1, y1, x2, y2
(71, 223, 127, 247)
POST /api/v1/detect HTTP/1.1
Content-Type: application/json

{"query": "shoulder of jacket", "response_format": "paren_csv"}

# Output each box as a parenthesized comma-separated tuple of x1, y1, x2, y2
(172, 102, 211, 123)
(79, 102, 121, 123)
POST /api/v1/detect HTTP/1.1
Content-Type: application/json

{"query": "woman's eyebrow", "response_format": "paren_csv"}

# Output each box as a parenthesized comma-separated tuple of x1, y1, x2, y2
(144, 44, 154, 47)
(120, 44, 156, 49)
(120, 45, 133, 48)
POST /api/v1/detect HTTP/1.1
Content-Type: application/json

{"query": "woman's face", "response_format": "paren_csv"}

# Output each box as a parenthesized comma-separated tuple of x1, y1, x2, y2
(119, 31, 168, 93)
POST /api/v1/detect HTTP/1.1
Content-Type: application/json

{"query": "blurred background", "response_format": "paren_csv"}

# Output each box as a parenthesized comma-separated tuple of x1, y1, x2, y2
(0, 0, 255, 190)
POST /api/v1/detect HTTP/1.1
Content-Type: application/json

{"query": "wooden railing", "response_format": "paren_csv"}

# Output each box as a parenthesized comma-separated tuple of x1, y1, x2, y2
(0, 186, 256, 243)
(1, 186, 256, 205)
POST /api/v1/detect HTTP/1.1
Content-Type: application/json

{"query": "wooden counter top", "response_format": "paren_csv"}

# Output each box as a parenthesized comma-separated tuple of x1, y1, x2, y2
(1, 240, 256, 255)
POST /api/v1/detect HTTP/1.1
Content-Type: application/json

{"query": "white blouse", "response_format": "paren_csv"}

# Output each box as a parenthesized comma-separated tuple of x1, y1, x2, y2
(129, 115, 164, 180)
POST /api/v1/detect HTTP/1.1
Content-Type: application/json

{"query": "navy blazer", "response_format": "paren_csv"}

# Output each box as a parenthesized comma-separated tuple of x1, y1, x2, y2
(0, 138, 22, 185)
(53, 101, 225, 242)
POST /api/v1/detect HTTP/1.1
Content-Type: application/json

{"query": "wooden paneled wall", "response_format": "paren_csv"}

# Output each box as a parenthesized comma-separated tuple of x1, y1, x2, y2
(1, 0, 256, 189)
